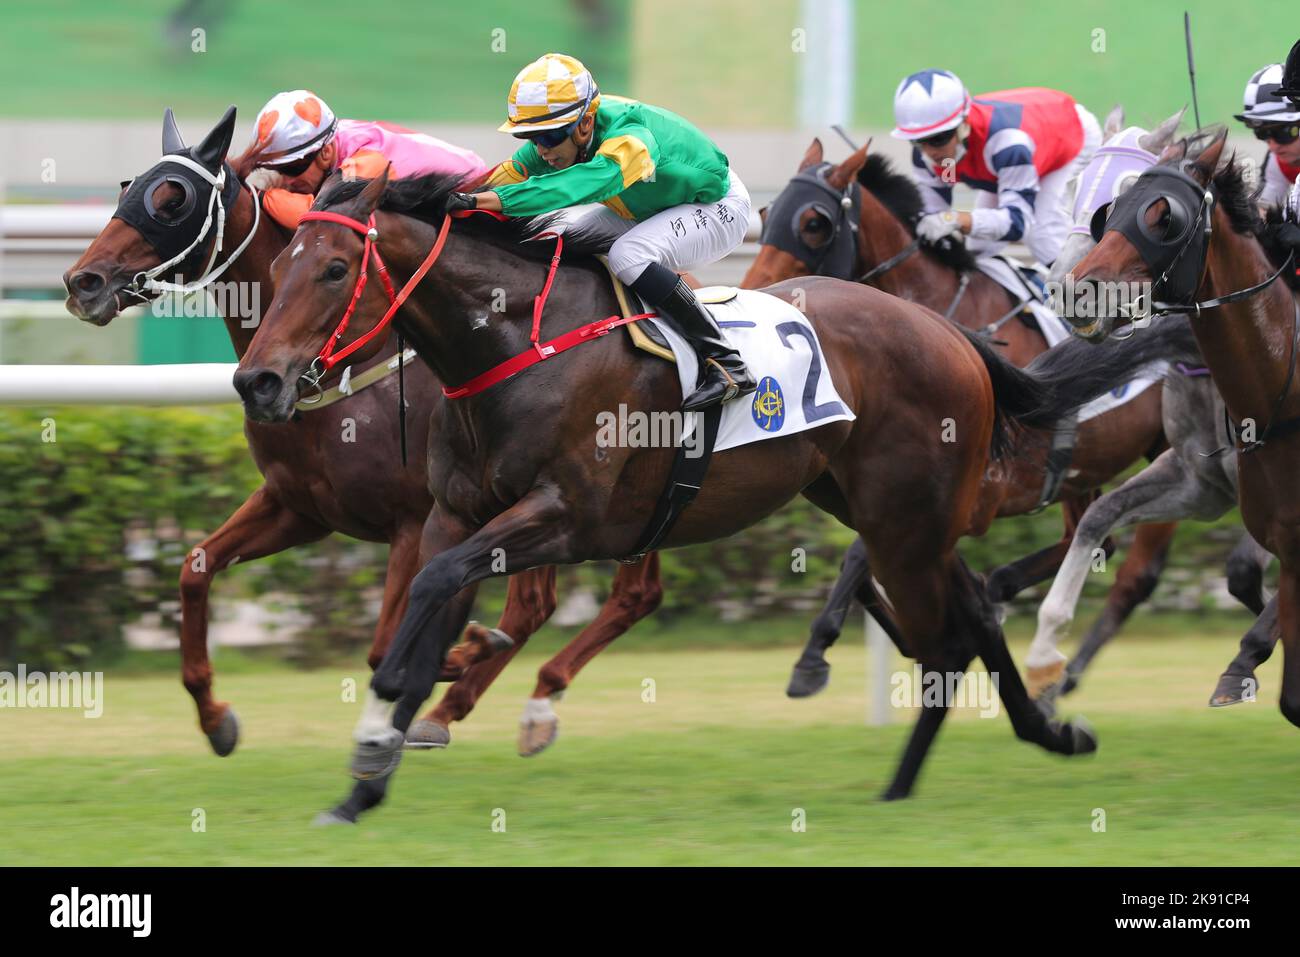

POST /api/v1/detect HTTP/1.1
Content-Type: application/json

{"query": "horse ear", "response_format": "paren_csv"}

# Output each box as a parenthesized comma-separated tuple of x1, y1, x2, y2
(1184, 127, 1228, 186)
(162, 108, 186, 154)
(356, 164, 391, 216)
(1103, 104, 1125, 139)
(830, 141, 870, 187)
(1138, 108, 1186, 154)
(194, 105, 237, 173)
(799, 137, 824, 171)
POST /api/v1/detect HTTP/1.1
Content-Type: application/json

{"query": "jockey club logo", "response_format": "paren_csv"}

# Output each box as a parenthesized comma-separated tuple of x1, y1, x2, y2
(751, 376, 785, 431)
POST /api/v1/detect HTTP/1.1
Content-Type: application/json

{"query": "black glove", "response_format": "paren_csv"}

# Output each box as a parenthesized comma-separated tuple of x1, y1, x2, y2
(1264, 219, 1300, 252)
(445, 192, 478, 214)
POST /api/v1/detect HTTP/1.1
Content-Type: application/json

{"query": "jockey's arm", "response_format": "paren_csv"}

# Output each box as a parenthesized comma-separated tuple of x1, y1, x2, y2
(968, 130, 1040, 244)
(910, 149, 973, 235)
(489, 130, 658, 217)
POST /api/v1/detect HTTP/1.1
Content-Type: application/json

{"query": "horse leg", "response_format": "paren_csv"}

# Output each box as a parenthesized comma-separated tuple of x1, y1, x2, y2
(179, 485, 328, 755)
(1028, 451, 1227, 701)
(985, 493, 1113, 603)
(520, 553, 664, 756)
(1275, 565, 1300, 730)
(365, 519, 424, 669)
(1211, 596, 1279, 706)
(787, 537, 871, 698)
(323, 492, 575, 822)
(1059, 521, 1177, 696)
(407, 566, 558, 749)
(1225, 531, 1272, 616)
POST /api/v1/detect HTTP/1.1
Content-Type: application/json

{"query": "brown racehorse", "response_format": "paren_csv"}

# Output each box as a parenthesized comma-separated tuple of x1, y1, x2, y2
(1068, 128, 1300, 729)
(62, 108, 660, 756)
(743, 139, 1184, 696)
(232, 168, 1194, 822)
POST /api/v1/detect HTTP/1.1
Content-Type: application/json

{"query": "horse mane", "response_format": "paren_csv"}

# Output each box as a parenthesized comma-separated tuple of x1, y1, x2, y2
(315, 171, 620, 262)
(1210, 156, 1264, 237)
(856, 153, 978, 272)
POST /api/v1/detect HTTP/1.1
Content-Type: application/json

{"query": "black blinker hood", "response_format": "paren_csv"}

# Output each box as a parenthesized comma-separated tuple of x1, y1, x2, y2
(1094, 164, 1211, 304)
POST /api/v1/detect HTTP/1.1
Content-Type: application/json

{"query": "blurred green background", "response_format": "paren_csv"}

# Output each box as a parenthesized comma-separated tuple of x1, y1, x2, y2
(2, 0, 1291, 128)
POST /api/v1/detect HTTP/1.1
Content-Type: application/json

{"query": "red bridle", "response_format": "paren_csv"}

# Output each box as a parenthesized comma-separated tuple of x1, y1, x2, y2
(296, 208, 454, 389)
(296, 206, 657, 400)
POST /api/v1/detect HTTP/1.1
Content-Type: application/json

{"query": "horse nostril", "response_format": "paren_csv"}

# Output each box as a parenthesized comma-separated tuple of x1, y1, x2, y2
(68, 270, 106, 297)
(233, 369, 284, 405)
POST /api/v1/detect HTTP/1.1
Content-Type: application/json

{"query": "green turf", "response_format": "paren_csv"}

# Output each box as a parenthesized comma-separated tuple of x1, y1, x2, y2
(2, 623, 1295, 865)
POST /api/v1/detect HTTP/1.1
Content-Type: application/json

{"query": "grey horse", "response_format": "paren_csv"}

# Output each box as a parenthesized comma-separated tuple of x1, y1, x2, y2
(1028, 108, 1280, 709)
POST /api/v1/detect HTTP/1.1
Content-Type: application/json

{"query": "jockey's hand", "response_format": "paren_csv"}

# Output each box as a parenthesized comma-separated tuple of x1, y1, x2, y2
(445, 192, 478, 214)
(917, 210, 963, 243)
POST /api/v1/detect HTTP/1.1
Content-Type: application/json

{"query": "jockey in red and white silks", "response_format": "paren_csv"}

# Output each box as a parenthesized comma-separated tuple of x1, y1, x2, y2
(891, 69, 1101, 268)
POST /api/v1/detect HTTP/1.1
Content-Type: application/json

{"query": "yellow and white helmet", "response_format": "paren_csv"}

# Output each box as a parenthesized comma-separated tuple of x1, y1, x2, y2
(498, 53, 599, 134)
(252, 90, 338, 166)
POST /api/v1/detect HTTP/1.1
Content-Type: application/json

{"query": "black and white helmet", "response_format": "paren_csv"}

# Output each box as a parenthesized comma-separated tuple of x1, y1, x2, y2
(1235, 63, 1300, 124)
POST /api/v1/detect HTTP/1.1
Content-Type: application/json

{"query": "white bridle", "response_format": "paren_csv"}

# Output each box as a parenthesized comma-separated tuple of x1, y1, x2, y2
(124, 153, 261, 298)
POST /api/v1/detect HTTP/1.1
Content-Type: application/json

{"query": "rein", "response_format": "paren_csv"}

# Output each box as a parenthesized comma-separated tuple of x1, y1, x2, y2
(297, 206, 656, 406)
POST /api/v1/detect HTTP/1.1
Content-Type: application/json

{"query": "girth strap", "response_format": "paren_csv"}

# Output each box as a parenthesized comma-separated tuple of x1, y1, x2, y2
(621, 405, 724, 562)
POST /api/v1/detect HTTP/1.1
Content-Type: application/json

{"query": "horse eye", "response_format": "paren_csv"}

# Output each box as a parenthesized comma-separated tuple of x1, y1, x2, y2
(324, 261, 348, 282)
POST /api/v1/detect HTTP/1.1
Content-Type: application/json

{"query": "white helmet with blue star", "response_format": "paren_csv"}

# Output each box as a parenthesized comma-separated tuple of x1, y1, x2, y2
(891, 69, 971, 140)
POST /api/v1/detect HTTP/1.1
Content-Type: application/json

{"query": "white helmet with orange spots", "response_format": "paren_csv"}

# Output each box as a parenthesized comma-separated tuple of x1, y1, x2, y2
(252, 90, 338, 167)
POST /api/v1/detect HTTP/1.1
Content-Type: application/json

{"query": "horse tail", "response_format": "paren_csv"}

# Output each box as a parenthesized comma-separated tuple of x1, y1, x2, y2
(957, 315, 1202, 460)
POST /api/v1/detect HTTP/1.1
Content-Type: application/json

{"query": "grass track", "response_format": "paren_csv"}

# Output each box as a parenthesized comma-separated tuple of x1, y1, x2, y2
(2, 625, 1296, 866)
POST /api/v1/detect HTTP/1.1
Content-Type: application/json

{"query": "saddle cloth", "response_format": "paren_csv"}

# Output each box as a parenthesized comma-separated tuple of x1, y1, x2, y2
(603, 265, 855, 453)
(975, 255, 1167, 422)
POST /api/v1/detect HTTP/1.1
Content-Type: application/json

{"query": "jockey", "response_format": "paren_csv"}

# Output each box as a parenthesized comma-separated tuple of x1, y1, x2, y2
(890, 69, 1101, 268)
(246, 90, 488, 229)
(1234, 64, 1300, 212)
(445, 52, 755, 412)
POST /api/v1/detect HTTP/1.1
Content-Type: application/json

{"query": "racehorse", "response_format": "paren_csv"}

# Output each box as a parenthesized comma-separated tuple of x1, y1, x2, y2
(232, 166, 1195, 822)
(742, 113, 1188, 697)
(1030, 121, 1288, 707)
(62, 107, 660, 756)
(1066, 127, 1300, 729)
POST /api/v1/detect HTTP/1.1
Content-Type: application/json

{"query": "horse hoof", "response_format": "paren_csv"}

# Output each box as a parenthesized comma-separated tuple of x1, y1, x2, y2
(518, 697, 559, 757)
(405, 719, 451, 750)
(879, 786, 912, 802)
(1026, 659, 1066, 700)
(1068, 716, 1098, 755)
(350, 728, 405, 780)
(206, 708, 239, 757)
(786, 660, 830, 698)
(312, 809, 356, 827)
(484, 627, 514, 655)
(1060, 670, 1080, 696)
(1209, 672, 1258, 707)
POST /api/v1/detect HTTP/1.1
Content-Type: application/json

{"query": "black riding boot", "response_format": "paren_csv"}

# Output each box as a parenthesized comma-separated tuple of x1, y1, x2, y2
(630, 262, 756, 411)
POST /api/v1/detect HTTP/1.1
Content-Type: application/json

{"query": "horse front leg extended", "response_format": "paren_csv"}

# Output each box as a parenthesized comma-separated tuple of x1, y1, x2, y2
(787, 537, 871, 698)
(322, 492, 575, 823)
(520, 554, 664, 756)
(1027, 451, 1227, 702)
(1060, 521, 1176, 696)
(178, 485, 329, 755)
(407, 566, 558, 749)
(985, 492, 1113, 603)
(1211, 596, 1279, 707)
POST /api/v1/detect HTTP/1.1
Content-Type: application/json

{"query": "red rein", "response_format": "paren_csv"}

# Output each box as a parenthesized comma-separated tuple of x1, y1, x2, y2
(298, 207, 655, 399)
